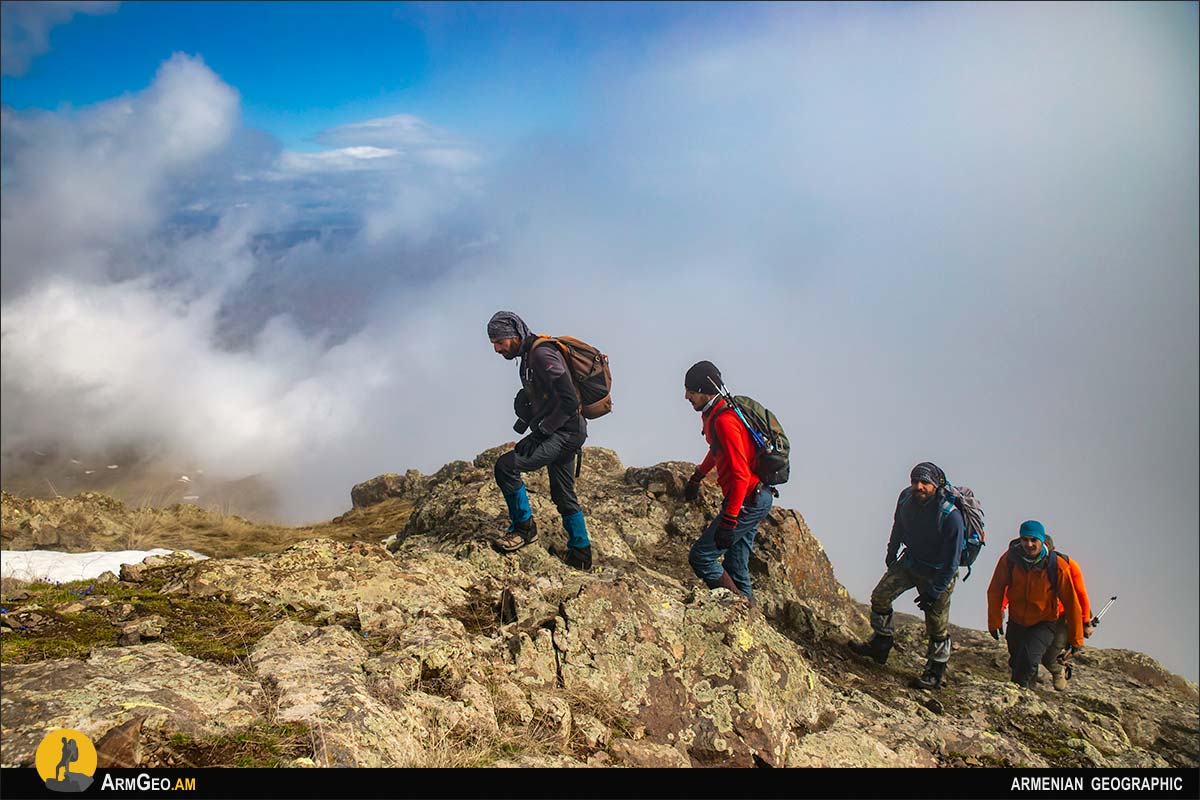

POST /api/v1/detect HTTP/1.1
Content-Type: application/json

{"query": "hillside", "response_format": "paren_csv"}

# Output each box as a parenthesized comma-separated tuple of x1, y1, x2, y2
(1, 445, 1196, 769)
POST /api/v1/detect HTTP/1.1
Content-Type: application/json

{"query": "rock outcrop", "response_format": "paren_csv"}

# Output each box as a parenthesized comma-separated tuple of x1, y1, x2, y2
(2, 446, 1196, 769)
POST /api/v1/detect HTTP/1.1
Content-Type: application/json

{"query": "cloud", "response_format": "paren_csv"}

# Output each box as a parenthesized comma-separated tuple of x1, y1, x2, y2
(277, 146, 401, 173)
(314, 113, 448, 149)
(1, 53, 240, 294)
(0, 0, 119, 76)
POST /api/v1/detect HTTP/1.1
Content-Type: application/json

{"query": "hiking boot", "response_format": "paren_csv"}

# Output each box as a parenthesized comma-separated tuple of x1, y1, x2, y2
(493, 517, 537, 553)
(914, 660, 946, 690)
(848, 635, 894, 665)
(712, 570, 742, 596)
(1052, 671, 1068, 692)
(564, 545, 592, 572)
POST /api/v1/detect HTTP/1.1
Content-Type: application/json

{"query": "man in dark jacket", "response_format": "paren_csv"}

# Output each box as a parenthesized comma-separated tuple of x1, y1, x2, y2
(488, 311, 592, 570)
(681, 361, 773, 603)
(848, 461, 963, 690)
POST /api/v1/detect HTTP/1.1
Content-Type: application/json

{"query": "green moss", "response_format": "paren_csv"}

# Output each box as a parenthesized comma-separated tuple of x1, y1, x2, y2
(0, 609, 116, 661)
(2, 574, 341, 666)
(1008, 711, 1090, 767)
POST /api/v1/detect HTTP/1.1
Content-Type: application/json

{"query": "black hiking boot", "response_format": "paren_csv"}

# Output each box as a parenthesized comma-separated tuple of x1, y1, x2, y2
(915, 660, 947, 690)
(848, 635, 894, 665)
(564, 545, 592, 571)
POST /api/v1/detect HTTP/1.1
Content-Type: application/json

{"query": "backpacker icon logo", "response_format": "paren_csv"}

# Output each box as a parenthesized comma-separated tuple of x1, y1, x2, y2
(35, 729, 96, 793)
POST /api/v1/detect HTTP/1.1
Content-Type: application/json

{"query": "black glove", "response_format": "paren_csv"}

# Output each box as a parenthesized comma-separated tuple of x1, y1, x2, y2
(683, 471, 704, 503)
(514, 388, 532, 421)
(514, 431, 546, 458)
(714, 510, 738, 549)
(990, 628, 1002, 641)
(885, 552, 898, 569)
(914, 593, 939, 612)
(513, 418, 529, 434)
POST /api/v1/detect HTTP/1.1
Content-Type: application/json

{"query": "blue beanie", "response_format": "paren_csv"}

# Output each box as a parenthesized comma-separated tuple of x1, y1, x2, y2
(1019, 520, 1046, 542)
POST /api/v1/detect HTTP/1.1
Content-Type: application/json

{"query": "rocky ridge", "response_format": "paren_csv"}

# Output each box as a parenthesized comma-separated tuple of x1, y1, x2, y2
(2, 446, 1196, 768)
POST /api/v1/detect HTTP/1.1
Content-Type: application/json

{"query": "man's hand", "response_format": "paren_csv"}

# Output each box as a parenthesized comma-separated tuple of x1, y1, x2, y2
(714, 511, 738, 549)
(514, 432, 546, 458)
(885, 552, 898, 569)
(914, 593, 939, 613)
(684, 471, 705, 503)
(1083, 623, 1094, 639)
(990, 628, 1003, 641)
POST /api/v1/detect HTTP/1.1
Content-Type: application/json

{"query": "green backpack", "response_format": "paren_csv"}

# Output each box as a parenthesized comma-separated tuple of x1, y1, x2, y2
(715, 394, 791, 486)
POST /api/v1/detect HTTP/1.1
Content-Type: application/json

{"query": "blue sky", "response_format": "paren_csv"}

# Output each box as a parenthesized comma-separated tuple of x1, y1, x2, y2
(2, 1, 764, 148)
(1, 2, 1198, 682)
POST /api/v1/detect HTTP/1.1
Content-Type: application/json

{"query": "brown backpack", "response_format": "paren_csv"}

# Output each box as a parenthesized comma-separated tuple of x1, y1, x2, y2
(530, 335, 613, 419)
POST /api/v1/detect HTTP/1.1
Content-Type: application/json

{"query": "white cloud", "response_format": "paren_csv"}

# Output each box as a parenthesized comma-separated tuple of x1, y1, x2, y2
(276, 146, 401, 174)
(1, 53, 239, 293)
(0, 0, 119, 76)
(313, 113, 450, 149)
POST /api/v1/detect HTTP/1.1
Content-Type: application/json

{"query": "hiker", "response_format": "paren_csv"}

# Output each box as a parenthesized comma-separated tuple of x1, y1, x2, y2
(487, 311, 592, 570)
(987, 520, 1084, 689)
(681, 361, 773, 603)
(1000, 533, 1093, 691)
(848, 462, 962, 690)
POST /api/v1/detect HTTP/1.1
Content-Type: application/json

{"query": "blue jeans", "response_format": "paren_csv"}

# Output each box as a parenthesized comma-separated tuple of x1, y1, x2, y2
(688, 486, 773, 599)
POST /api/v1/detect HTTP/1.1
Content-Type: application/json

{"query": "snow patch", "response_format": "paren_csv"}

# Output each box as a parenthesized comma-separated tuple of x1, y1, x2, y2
(1, 549, 209, 583)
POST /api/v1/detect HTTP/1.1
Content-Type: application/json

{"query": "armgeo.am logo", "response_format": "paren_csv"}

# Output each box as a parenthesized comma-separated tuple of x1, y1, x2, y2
(34, 728, 96, 793)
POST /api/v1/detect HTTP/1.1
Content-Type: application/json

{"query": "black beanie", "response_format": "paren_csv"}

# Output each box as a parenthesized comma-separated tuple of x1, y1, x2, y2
(684, 361, 723, 393)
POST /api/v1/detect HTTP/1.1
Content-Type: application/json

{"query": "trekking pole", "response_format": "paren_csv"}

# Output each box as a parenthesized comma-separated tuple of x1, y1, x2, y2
(706, 377, 770, 450)
(1091, 595, 1116, 627)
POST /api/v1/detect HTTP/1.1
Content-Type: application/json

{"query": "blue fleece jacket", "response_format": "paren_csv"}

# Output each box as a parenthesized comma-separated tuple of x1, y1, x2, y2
(886, 487, 964, 597)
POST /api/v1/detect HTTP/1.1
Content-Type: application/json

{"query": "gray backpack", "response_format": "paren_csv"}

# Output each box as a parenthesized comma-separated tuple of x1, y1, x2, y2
(943, 485, 986, 580)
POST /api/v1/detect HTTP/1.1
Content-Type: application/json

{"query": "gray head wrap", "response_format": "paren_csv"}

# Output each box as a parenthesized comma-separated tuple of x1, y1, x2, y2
(487, 311, 531, 343)
(910, 462, 946, 487)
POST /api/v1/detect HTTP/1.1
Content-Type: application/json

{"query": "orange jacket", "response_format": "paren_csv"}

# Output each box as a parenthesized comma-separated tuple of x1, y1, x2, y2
(1000, 550, 1092, 625)
(987, 546, 1084, 648)
(1057, 556, 1091, 624)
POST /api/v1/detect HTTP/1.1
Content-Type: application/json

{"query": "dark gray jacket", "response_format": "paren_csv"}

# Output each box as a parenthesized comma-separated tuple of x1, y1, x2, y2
(519, 338, 584, 436)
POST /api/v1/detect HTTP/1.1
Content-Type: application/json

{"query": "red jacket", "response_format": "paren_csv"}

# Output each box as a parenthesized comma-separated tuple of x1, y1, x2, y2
(697, 398, 759, 525)
(987, 547, 1084, 648)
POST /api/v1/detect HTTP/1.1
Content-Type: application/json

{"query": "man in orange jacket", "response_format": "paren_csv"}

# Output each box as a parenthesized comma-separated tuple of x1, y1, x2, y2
(987, 520, 1084, 689)
(998, 533, 1094, 691)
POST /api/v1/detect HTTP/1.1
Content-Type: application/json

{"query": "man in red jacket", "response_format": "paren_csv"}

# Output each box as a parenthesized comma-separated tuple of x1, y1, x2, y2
(681, 361, 773, 602)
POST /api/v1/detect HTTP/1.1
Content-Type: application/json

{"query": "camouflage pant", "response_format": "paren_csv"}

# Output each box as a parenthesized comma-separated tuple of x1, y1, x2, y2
(1041, 614, 1071, 677)
(869, 560, 957, 660)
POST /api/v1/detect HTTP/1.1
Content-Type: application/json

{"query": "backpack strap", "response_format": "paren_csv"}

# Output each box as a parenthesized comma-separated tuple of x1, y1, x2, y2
(1006, 544, 1064, 599)
(527, 335, 583, 417)
(938, 497, 971, 579)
